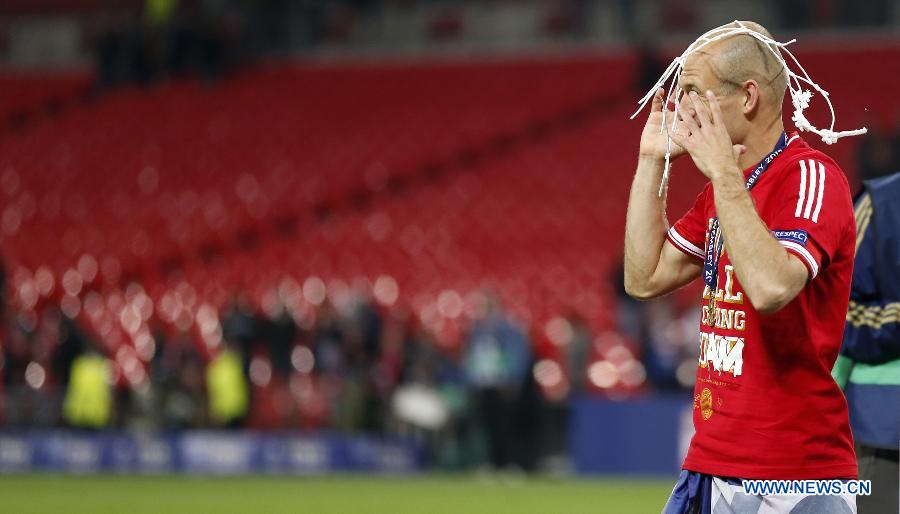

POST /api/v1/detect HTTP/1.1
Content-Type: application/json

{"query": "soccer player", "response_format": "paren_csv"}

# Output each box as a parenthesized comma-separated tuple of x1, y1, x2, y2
(623, 22, 858, 512)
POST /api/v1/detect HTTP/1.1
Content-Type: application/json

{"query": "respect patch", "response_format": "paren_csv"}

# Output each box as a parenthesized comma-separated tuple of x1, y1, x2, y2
(772, 229, 809, 246)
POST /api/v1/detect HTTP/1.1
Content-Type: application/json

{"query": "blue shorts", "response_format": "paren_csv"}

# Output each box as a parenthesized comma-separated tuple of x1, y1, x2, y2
(662, 470, 857, 514)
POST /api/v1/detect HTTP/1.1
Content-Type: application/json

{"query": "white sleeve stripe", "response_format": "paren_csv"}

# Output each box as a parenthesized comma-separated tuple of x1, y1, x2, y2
(795, 160, 807, 217)
(796, 159, 826, 223)
(803, 159, 818, 219)
(812, 160, 825, 223)
(780, 240, 819, 278)
(667, 227, 704, 259)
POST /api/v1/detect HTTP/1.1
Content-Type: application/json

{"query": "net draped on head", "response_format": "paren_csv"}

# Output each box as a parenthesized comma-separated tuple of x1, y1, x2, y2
(632, 20, 868, 196)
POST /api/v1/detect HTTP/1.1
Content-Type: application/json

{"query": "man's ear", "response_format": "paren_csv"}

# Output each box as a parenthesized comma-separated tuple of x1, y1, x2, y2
(743, 80, 761, 114)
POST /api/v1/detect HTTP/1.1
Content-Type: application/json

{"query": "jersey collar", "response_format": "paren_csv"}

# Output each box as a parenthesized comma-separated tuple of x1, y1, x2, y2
(740, 131, 801, 181)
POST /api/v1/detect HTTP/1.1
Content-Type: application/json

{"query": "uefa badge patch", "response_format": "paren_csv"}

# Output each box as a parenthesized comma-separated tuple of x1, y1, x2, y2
(772, 229, 809, 246)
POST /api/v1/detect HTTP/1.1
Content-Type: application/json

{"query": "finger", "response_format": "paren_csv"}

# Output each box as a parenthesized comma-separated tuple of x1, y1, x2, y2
(689, 91, 712, 127)
(669, 127, 691, 151)
(670, 120, 689, 149)
(706, 90, 724, 126)
(681, 91, 700, 127)
(732, 144, 746, 161)
(671, 117, 691, 136)
(667, 89, 680, 112)
(675, 100, 700, 135)
(651, 88, 664, 113)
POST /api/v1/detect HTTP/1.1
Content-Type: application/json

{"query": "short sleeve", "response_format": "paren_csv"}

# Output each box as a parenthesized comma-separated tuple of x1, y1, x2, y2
(666, 186, 709, 262)
(767, 156, 854, 279)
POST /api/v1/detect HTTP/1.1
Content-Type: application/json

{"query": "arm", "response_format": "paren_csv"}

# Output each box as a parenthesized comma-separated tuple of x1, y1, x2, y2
(623, 89, 701, 299)
(671, 91, 807, 313)
(843, 301, 900, 363)
(841, 192, 900, 363)
(710, 167, 808, 313)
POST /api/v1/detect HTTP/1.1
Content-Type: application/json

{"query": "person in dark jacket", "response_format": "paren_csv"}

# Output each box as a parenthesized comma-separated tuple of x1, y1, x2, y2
(833, 171, 900, 514)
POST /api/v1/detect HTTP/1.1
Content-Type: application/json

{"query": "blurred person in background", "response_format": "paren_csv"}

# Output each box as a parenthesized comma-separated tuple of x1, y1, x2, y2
(640, 301, 687, 390)
(95, 0, 238, 89)
(833, 171, 900, 514)
(152, 329, 207, 429)
(856, 127, 897, 182)
(63, 345, 112, 430)
(615, 262, 698, 391)
(259, 295, 298, 381)
(311, 299, 361, 431)
(206, 339, 248, 428)
(463, 295, 531, 471)
(564, 314, 591, 396)
(2, 305, 83, 428)
(612, 262, 647, 347)
(390, 324, 458, 468)
(221, 292, 256, 371)
(350, 295, 387, 433)
(2, 315, 40, 427)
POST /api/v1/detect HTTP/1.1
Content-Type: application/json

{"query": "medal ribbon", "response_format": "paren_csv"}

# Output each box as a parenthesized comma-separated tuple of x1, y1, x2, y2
(702, 132, 789, 291)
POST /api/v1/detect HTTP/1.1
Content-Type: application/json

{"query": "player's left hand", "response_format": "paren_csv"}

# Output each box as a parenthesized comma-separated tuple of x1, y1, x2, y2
(670, 90, 746, 180)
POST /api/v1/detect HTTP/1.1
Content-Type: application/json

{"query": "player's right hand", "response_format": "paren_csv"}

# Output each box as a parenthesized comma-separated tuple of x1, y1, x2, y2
(639, 88, 687, 161)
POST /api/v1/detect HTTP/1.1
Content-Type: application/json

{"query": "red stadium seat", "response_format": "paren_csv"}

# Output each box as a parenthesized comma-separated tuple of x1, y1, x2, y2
(0, 46, 895, 391)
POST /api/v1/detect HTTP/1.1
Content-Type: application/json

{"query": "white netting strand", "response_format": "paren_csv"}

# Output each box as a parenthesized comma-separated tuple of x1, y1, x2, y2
(631, 20, 868, 196)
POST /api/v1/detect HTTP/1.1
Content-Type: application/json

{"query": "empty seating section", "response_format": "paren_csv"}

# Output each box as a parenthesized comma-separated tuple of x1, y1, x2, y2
(0, 72, 90, 126)
(0, 46, 895, 388)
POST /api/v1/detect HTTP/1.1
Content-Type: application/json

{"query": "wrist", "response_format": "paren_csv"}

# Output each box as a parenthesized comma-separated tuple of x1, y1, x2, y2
(710, 163, 743, 185)
(637, 154, 665, 168)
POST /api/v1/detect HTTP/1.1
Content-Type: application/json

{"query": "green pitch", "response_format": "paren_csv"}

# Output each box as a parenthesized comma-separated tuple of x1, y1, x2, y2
(0, 474, 672, 513)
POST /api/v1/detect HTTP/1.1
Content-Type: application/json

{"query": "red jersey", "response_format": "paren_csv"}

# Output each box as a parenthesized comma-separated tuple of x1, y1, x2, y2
(666, 132, 858, 480)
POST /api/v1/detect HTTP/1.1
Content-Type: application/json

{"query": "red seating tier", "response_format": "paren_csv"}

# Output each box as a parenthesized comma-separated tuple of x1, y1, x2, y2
(0, 45, 895, 389)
